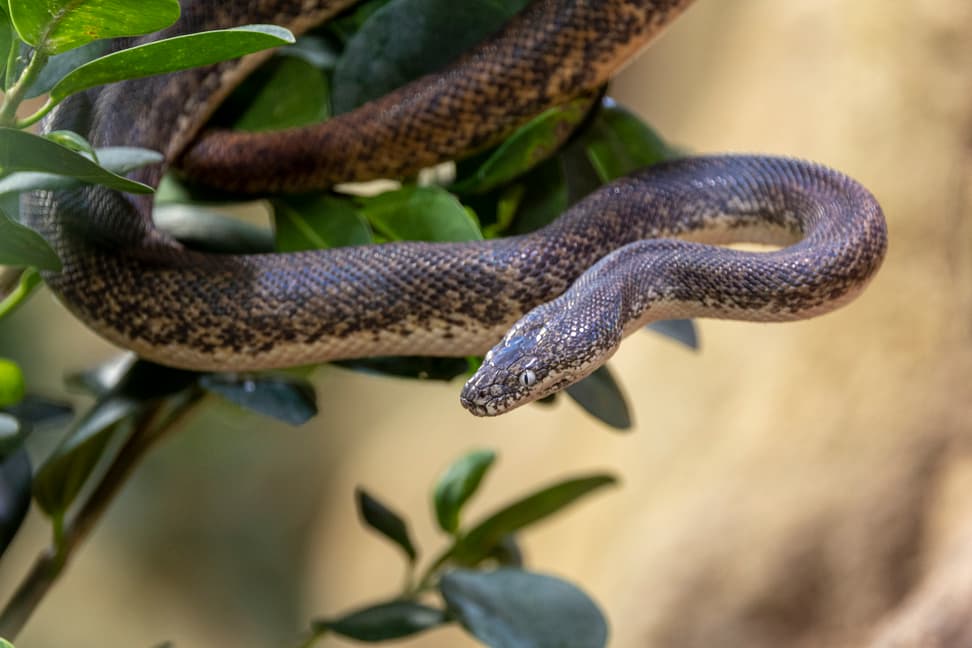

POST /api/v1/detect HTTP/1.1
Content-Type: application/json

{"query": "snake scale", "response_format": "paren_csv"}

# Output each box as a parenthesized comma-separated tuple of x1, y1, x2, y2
(22, 0, 887, 416)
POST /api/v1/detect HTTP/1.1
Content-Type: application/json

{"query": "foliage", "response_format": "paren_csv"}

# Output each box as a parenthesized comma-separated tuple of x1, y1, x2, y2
(0, 0, 702, 645)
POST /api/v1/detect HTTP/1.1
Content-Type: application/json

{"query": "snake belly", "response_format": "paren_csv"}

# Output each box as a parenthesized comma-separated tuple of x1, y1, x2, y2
(20, 0, 887, 416)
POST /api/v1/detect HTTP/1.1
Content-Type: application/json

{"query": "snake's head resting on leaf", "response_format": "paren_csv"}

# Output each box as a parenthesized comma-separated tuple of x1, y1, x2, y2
(460, 301, 621, 416)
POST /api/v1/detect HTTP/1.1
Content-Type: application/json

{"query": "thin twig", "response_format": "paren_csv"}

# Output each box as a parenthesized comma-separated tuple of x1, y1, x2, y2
(0, 390, 204, 638)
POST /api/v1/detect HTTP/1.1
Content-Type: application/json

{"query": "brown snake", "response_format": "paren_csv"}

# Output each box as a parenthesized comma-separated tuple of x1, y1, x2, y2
(22, 0, 888, 416)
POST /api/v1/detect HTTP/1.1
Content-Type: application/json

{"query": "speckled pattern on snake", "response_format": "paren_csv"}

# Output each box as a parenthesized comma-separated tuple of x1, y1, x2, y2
(21, 0, 888, 416)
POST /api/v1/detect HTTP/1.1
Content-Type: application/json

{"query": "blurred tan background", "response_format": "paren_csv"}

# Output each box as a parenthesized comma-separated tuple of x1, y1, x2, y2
(1, 0, 971, 646)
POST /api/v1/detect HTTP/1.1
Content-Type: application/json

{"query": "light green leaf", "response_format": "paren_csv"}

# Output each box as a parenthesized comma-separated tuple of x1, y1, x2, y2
(0, 268, 42, 321)
(0, 206, 60, 270)
(154, 204, 273, 254)
(0, 128, 153, 193)
(0, 359, 24, 408)
(0, 6, 13, 88)
(433, 449, 497, 534)
(361, 186, 482, 242)
(0, 146, 162, 196)
(47, 25, 295, 104)
(8, 0, 181, 55)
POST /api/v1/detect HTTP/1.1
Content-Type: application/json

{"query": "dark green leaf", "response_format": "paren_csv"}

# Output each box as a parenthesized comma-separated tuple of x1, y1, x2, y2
(333, 356, 469, 382)
(316, 600, 448, 642)
(453, 474, 616, 565)
(509, 157, 568, 235)
(25, 40, 108, 98)
(199, 373, 317, 426)
(356, 487, 418, 563)
(645, 319, 699, 350)
(434, 449, 497, 534)
(0, 205, 61, 270)
(361, 186, 482, 242)
(32, 395, 133, 516)
(9, 0, 180, 54)
(487, 534, 524, 567)
(35, 360, 198, 516)
(0, 413, 24, 457)
(565, 366, 631, 431)
(273, 194, 372, 252)
(440, 568, 608, 648)
(0, 359, 25, 408)
(331, 0, 529, 113)
(583, 99, 676, 182)
(226, 56, 329, 132)
(3, 395, 73, 429)
(326, 0, 394, 44)
(0, 128, 152, 194)
(48, 26, 295, 103)
(154, 204, 274, 254)
(0, 446, 31, 557)
(452, 96, 595, 195)
(0, 146, 164, 199)
(279, 35, 339, 71)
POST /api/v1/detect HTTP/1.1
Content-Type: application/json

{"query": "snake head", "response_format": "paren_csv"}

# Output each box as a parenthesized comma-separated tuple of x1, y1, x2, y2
(460, 301, 620, 416)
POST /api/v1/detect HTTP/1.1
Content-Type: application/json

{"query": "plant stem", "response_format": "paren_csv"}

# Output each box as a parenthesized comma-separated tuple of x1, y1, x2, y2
(0, 268, 40, 322)
(0, 48, 48, 127)
(0, 390, 204, 638)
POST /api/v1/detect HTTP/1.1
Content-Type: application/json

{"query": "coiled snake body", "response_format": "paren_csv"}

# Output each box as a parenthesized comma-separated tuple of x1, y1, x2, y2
(23, 0, 887, 416)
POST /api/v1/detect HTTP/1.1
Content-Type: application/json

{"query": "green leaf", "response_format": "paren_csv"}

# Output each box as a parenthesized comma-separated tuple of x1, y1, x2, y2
(452, 96, 595, 195)
(645, 319, 699, 350)
(32, 395, 134, 517)
(0, 268, 42, 321)
(0, 128, 153, 194)
(434, 449, 496, 534)
(0, 638, 15, 648)
(199, 373, 317, 426)
(0, 412, 24, 457)
(34, 360, 197, 516)
(25, 40, 107, 98)
(45, 129, 97, 159)
(0, 6, 13, 88)
(355, 487, 418, 563)
(273, 195, 372, 252)
(509, 157, 568, 235)
(47, 25, 295, 104)
(0, 206, 61, 270)
(452, 474, 617, 565)
(440, 568, 608, 648)
(154, 204, 274, 254)
(331, 0, 529, 113)
(0, 446, 31, 557)
(583, 99, 676, 182)
(360, 186, 482, 242)
(3, 395, 73, 429)
(0, 147, 162, 196)
(565, 366, 631, 431)
(315, 600, 448, 642)
(8, 0, 180, 54)
(225, 56, 329, 132)
(334, 356, 469, 382)
(0, 359, 25, 408)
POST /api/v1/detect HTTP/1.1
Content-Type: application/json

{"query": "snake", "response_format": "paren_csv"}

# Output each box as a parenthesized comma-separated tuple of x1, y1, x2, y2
(21, 0, 888, 417)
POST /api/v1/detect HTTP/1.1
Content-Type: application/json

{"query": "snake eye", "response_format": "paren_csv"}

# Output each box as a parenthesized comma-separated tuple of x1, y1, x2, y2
(519, 369, 537, 388)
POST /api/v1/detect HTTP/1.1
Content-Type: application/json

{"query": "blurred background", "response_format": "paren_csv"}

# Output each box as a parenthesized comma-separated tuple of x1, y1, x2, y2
(1, 0, 970, 646)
